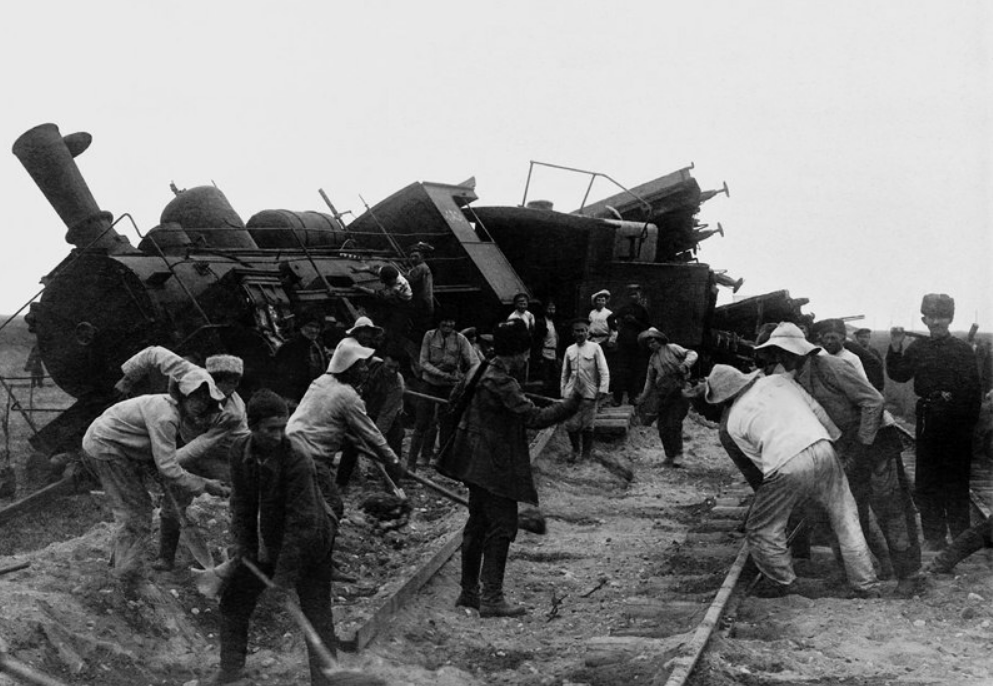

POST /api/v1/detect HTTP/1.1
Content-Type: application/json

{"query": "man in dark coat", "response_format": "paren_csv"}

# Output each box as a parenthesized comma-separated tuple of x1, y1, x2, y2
(852, 328, 886, 392)
(436, 320, 578, 617)
(887, 293, 982, 550)
(271, 310, 329, 403)
(608, 284, 651, 405)
(215, 389, 337, 685)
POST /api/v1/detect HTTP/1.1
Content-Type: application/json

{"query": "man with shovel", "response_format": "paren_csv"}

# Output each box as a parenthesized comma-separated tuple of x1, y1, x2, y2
(214, 389, 338, 685)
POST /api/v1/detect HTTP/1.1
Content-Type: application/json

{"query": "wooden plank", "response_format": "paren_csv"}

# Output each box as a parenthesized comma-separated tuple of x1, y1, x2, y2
(529, 427, 557, 461)
(339, 518, 466, 652)
(341, 425, 559, 652)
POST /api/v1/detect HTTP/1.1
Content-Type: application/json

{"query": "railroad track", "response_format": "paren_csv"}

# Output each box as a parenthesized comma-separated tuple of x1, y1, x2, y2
(332, 414, 993, 685)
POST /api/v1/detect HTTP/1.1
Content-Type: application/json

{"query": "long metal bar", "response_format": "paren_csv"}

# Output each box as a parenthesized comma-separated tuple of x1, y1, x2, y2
(358, 194, 406, 259)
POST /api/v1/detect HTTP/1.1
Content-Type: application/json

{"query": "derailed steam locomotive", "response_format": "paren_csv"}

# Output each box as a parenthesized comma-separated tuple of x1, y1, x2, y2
(12, 123, 812, 457)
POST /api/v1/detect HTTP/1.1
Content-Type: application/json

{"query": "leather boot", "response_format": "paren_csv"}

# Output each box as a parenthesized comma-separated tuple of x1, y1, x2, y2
(457, 527, 483, 609)
(929, 524, 987, 573)
(581, 431, 594, 460)
(480, 538, 526, 618)
(216, 613, 249, 682)
(567, 432, 581, 463)
(422, 424, 438, 465)
(152, 516, 181, 571)
(406, 430, 424, 473)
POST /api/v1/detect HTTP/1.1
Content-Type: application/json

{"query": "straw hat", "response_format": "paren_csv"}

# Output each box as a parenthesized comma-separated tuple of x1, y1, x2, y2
(637, 327, 669, 346)
(346, 316, 384, 336)
(753, 322, 821, 356)
(328, 337, 376, 374)
(176, 368, 225, 401)
(205, 354, 243, 376)
(704, 364, 760, 405)
(590, 289, 611, 305)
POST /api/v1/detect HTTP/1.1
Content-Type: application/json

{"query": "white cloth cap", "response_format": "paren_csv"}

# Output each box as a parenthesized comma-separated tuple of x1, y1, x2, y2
(176, 368, 225, 401)
(753, 322, 821, 356)
(328, 337, 376, 374)
(704, 364, 760, 405)
(346, 316, 384, 336)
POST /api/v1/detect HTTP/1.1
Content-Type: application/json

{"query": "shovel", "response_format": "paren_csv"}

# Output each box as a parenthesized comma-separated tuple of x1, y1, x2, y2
(241, 559, 386, 686)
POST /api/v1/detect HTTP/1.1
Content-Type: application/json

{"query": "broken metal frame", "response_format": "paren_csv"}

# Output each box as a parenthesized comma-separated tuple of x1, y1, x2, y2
(521, 160, 654, 214)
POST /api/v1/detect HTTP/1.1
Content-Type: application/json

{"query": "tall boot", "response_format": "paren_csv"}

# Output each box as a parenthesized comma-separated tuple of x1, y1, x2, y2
(581, 430, 595, 461)
(457, 530, 483, 609)
(214, 613, 249, 683)
(567, 432, 581, 463)
(152, 516, 181, 571)
(929, 523, 988, 573)
(406, 430, 425, 473)
(422, 424, 439, 464)
(480, 537, 526, 617)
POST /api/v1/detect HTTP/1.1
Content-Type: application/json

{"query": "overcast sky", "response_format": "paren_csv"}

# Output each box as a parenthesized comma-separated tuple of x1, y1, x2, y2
(1, 1, 989, 333)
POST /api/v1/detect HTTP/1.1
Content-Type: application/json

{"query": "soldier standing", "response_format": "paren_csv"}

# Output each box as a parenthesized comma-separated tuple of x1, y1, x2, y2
(887, 293, 982, 550)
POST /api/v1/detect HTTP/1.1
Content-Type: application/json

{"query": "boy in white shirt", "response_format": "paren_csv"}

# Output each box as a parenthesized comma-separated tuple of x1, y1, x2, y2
(560, 319, 610, 461)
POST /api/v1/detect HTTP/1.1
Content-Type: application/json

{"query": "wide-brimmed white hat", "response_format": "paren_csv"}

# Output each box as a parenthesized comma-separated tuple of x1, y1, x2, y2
(590, 289, 611, 305)
(753, 322, 821, 356)
(704, 364, 760, 405)
(176, 368, 226, 402)
(328, 337, 376, 374)
(346, 316, 384, 336)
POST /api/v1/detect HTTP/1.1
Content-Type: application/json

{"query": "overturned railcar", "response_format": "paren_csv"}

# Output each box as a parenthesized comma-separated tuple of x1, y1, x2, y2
(11, 122, 808, 457)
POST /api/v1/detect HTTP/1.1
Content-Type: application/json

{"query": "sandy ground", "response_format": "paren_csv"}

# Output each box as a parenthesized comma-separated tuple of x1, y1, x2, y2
(2, 412, 993, 685)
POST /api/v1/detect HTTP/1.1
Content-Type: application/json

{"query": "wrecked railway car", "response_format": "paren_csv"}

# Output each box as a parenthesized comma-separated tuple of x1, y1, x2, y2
(10, 123, 809, 459)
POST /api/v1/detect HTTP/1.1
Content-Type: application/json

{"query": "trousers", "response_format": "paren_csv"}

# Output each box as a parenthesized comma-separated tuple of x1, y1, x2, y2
(746, 440, 878, 591)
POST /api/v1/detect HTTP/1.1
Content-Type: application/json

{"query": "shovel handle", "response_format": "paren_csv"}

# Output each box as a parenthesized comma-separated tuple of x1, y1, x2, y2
(370, 459, 406, 501)
(401, 468, 469, 507)
(349, 435, 467, 507)
(241, 559, 338, 672)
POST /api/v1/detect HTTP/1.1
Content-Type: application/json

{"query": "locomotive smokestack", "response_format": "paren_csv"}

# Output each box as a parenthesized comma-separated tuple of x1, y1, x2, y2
(12, 123, 130, 252)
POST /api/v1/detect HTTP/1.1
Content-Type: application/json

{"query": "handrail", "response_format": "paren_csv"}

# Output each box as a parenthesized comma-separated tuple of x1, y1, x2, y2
(521, 160, 653, 214)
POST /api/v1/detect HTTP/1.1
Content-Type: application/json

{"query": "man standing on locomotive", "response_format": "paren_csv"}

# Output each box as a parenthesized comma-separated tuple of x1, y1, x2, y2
(437, 320, 579, 617)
